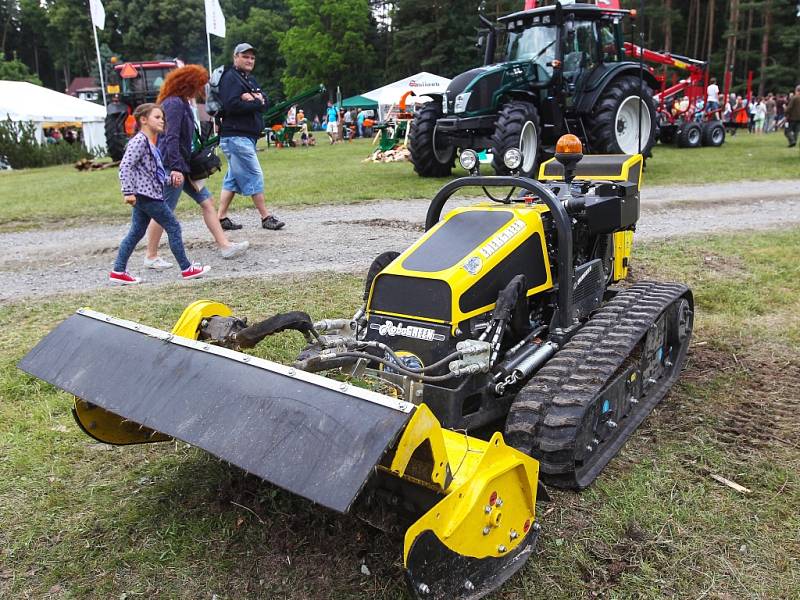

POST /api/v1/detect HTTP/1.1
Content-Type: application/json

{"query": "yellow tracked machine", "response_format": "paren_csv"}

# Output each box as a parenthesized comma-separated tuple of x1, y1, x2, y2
(20, 136, 694, 598)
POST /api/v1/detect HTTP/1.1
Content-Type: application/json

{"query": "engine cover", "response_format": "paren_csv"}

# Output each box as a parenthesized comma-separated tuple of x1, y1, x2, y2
(366, 205, 554, 344)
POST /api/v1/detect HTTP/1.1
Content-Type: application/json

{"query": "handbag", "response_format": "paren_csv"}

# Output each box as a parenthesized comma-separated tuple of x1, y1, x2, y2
(189, 141, 221, 180)
(189, 125, 221, 180)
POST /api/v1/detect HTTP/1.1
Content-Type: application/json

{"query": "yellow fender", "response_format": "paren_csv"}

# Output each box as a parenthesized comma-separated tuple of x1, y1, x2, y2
(171, 300, 233, 338)
(401, 428, 540, 598)
(403, 431, 538, 563)
(73, 399, 171, 445)
(388, 404, 452, 490)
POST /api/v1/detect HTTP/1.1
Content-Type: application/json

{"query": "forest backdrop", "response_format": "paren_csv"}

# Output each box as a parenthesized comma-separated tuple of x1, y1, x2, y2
(0, 0, 798, 102)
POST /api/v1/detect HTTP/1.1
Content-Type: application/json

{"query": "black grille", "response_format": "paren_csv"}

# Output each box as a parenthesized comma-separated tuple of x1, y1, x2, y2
(466, 70, 504, 113)
(370, 275, 452, 322)
(572, 259, 605, 319)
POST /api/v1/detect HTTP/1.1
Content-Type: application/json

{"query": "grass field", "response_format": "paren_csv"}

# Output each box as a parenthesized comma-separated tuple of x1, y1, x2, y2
(0, 132, 797, 231)
(1, 228, 798, 599)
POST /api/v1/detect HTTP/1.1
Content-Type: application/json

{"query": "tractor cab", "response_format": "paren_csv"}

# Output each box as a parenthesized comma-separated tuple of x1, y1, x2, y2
(499, 4, 628, 107)
(110, 61, 178, 103)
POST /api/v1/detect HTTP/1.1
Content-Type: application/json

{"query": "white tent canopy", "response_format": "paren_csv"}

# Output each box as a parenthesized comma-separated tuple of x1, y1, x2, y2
(362, 72, 451, 120)
(0, 81, 107, 152)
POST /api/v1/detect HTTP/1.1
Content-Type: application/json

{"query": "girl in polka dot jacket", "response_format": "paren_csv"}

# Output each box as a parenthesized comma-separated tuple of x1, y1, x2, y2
(109, 103, 210, 285)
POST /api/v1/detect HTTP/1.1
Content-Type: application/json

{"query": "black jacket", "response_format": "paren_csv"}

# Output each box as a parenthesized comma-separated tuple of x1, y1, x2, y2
(219, 67, 268, 140)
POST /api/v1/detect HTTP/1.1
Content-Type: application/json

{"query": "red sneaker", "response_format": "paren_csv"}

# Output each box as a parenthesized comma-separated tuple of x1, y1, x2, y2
(181, 264, 211, 280)
(109, 271, 141, 285)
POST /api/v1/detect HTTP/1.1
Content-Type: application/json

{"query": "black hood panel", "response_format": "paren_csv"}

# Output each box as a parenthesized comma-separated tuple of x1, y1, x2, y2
(447, 67, 490, 97)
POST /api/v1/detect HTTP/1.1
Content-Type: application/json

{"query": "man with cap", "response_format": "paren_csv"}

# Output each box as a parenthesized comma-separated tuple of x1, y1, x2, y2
(216, 42, 285, 231)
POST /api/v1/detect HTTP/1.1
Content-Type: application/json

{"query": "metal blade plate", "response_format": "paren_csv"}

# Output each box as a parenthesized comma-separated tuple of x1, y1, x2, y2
(19, 310, 414, 513)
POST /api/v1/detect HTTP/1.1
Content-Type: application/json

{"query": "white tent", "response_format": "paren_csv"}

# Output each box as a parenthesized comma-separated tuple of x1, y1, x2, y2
(362, 72, 451, 120)
(0, 81, 107, 152)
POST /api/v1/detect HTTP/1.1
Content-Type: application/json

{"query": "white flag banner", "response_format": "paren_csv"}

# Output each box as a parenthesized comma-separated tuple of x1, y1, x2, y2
(89, 0, 105, 30)
(205, 0, 226, 38)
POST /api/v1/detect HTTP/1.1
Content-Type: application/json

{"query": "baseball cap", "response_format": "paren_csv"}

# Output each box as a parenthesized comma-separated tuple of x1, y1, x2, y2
(233, 43, 255, 55)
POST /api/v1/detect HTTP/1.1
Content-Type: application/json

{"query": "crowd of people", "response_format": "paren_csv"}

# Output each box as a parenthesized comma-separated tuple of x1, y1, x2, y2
(669, 79, 800, 141)
(44, 128, 80, 145)
(271, 103, 374, 148)
(314, 104, 374, 144)
(705, 79, 800, 141)
(110, 42, 283, 286)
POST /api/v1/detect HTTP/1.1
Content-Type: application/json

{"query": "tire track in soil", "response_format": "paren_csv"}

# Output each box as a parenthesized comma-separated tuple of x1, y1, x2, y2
(683, 344, 800, 450)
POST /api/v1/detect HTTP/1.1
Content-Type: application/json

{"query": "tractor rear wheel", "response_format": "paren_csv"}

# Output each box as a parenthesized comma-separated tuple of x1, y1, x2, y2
(677, 122, 702, 148)
(105, 112, 128, 161)
(409, 103, 454, 177)
(701, 120, 725, 147)
(491, 101, 541, 177)
(588, 76, 657, 156)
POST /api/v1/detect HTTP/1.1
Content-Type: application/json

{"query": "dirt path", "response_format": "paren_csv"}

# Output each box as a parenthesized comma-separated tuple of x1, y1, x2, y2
(2, 179, 799, 302)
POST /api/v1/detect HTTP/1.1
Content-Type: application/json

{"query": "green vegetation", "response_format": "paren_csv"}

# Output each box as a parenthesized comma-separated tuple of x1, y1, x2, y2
(6, 0, 799, 105)
(0, 118, 92, 170)
(1, 228, 798, 599)
(0, 133, 797, 232)
(281, 0, 376, 96)
(0, 56, 41, 85)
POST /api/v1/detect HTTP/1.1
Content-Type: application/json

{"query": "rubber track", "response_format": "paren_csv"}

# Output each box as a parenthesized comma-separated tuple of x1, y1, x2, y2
(505, 281, 691, 489)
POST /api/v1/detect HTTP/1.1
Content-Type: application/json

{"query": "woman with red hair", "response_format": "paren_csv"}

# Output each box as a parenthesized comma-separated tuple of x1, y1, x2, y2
(143, 64, 248, 270)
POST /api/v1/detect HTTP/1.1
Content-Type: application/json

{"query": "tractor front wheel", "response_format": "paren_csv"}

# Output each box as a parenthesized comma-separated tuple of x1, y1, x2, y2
(409, 103, 454, 177)
(588, 76, 657, 156)
(105, 112, 128, 161)
(491, 101, 541, 177)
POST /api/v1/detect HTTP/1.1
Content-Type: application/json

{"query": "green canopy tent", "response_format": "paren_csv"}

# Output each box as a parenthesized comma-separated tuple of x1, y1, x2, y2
(341, 95, 378, 109)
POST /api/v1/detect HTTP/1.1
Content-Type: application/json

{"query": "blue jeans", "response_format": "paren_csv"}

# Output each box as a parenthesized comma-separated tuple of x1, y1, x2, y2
(163, 179, 213, 211)
(113, 195, 191, 272)
(220, 136, 263, 196)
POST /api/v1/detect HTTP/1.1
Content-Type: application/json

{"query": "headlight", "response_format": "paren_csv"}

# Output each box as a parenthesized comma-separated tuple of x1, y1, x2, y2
(453, 92, 472, 113)
(504, 148, 523, 170)
(441, 94, 448, 115)
(459, 149, 478, 172)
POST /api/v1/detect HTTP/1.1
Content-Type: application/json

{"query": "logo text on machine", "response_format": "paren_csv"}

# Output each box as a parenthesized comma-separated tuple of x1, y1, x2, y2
(479, 220, 525, 259)
(371, 320, 446, 342)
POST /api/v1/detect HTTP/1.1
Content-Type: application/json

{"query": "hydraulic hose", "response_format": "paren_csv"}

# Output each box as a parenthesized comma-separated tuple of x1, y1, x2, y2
(327, 351, 463, 383)
(348, 339, 463, 374)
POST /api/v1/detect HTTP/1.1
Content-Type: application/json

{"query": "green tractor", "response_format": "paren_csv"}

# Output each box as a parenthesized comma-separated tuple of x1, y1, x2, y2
(409, 1, 658, 177)
(105, 60, 178, 161)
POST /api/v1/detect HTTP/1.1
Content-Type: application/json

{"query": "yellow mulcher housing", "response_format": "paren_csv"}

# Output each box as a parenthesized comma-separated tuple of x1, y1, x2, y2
(20, 145, 694, 599)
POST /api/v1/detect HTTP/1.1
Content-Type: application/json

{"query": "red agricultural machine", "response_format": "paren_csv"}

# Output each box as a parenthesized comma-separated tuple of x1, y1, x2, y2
(623, 43, 727, 148)
(105, 60, 179, 160)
